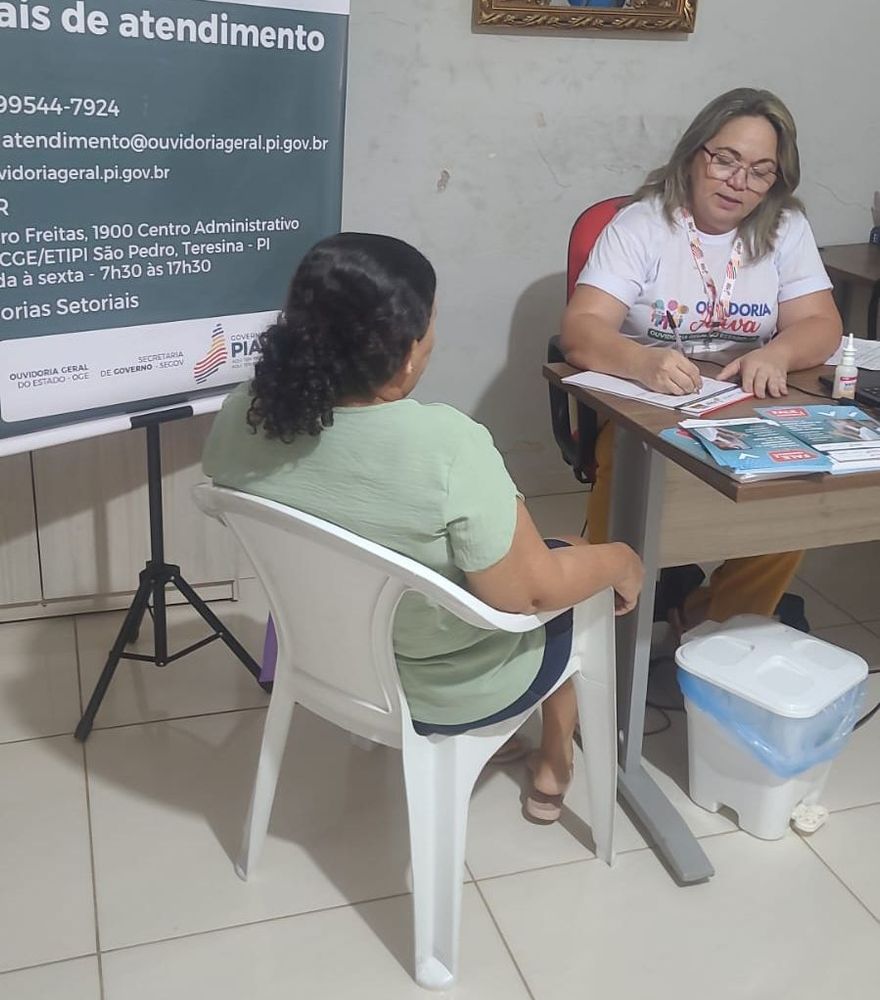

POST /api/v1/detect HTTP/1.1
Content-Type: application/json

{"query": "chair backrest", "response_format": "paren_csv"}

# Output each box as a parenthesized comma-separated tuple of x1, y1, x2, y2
(549, 195, 628, 484)
(192, 484, 545, 746)
(566, 195, 629, 301)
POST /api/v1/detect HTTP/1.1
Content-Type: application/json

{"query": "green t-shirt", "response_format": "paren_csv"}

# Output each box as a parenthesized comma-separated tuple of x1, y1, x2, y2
(202, 384, 545, 725)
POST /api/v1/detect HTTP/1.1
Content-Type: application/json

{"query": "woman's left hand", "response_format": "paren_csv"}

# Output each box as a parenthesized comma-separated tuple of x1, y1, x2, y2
(718, 347, 788, 399)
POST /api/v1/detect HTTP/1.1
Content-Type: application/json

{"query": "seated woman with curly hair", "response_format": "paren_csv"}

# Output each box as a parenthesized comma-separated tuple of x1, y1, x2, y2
(203, 233, 643, 821)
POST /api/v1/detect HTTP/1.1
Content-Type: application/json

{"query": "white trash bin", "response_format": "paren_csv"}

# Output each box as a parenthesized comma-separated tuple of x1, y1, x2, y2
(676, 615, 867, 840)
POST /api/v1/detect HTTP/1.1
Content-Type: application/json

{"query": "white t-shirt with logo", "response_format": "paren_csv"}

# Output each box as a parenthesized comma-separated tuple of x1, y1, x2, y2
(576, 197, 831, 352)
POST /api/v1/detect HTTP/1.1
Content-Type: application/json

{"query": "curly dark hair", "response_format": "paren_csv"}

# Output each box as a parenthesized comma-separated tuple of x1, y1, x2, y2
(247, 232, 436, 440)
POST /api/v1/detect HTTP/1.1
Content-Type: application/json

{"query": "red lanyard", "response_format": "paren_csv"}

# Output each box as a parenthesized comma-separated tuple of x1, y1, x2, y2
(681, 209, 744, 330)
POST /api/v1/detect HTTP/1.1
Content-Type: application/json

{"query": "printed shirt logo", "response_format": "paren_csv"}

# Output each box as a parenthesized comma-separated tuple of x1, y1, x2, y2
(649, 298, 689, 329)
(647, 299, 693, 344)
(193, 324, 229, 384)
(647, 297, 771, 345)
(689, 299, 772, 338)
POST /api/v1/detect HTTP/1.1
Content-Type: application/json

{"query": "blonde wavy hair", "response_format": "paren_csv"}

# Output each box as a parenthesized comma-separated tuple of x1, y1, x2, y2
(633, 88, 804, 261)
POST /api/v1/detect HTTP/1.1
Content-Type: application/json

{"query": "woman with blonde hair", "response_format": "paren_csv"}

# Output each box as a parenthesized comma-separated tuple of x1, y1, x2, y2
(562, 87, 842, 632)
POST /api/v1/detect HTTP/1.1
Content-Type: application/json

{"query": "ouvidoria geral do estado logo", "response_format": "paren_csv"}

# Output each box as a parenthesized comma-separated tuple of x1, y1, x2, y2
(193, 323, 228, 383)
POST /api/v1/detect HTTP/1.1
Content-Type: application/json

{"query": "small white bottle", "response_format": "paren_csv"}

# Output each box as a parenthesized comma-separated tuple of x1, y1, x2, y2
(832, 333, 858, 400)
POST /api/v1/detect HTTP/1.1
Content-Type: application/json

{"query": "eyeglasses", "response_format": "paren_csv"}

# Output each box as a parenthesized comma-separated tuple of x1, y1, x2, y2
(701, 146, 778, 193)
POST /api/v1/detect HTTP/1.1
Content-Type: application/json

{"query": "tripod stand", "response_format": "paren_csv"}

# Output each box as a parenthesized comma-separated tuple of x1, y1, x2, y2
(75, 407, 269, 741)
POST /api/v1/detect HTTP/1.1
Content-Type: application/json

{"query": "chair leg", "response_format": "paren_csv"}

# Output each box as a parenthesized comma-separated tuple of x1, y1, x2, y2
(401, 730, 502, 990)
(573, 671, 618, 866)
(236, 687, 296, 880)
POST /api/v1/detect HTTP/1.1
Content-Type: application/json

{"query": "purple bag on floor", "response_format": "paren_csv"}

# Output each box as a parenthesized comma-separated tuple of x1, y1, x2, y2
(260, 615, 277, 684)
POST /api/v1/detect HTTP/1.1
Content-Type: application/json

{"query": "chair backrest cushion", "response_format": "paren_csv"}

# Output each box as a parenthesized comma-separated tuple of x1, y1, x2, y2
(566, 196, 629, 302)
(550, 196, 628, 484)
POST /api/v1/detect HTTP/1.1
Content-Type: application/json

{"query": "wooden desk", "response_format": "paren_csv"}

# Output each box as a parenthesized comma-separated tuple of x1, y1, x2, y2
(544, 360, 880, 885)
(546, 362, 880, 566)
(820, 243, 880, 341)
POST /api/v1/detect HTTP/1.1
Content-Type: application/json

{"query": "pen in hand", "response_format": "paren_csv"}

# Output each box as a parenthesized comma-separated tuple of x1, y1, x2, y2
(666, 310, 702, 393)
(666, 310, 687, 355)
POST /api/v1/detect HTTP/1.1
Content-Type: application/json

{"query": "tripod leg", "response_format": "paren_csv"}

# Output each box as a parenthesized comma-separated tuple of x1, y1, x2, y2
(152, 571, 169, 665)
(124, 597, 150, 644)
(172, 574, 268, 689)
(75, 578, 153, 742)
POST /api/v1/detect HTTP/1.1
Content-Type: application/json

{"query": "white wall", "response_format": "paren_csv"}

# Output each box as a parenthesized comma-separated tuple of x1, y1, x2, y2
(342, 0, 880, 495)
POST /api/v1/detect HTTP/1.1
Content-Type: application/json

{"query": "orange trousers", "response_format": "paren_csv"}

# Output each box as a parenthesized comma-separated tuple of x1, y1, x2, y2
(588, 423, 802, 623)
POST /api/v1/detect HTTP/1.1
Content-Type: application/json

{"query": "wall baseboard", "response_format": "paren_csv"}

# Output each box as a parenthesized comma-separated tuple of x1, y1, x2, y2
(0, 581, 236, 626)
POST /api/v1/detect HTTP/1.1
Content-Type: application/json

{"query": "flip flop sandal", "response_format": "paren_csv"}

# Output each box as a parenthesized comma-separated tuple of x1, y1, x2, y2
(524, 786, 566, 824)
(523, 753, 572, 824)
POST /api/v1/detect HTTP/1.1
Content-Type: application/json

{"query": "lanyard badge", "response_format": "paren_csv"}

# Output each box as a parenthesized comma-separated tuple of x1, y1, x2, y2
(681, 209, 744, 343)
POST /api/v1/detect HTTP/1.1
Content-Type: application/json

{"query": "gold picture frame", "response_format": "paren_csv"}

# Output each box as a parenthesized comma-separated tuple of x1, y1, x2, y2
(473, 0, 698, 34)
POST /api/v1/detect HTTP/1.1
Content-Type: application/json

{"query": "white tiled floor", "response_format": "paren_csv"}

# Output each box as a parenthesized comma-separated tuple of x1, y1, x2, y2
(2, 507, 879, 998)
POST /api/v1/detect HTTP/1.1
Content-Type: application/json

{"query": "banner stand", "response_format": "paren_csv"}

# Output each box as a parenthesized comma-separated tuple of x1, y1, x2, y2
(74, 407, 270, 741)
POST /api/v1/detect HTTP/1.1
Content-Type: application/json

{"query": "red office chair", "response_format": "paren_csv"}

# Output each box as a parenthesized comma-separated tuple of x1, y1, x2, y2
(548, 196, 628, 483)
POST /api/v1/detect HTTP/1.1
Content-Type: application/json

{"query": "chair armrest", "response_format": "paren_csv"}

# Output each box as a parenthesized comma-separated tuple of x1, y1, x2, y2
(430, 584, 615, 638)
(192, 483, 614, 638)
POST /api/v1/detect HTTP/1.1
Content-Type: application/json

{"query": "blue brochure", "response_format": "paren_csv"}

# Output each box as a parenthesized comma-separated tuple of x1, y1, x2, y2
(659, 425, 814, 482)
(754, 405, 880, 473)
(678, 417, 833, 480)
(659, 426, 725, 468)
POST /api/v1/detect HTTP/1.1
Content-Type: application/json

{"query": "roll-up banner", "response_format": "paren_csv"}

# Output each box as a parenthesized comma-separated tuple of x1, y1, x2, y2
(0, 0, 348, 455)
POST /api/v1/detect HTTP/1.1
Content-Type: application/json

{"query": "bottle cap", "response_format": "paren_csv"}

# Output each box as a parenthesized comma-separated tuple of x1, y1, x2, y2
(842, 333, 856, 363)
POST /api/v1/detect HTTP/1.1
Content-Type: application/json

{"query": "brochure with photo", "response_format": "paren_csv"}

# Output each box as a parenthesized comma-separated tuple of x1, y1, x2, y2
(658, 425, 823, 482)
(679, 417, 833, 479)
(755, 405, 880, 474)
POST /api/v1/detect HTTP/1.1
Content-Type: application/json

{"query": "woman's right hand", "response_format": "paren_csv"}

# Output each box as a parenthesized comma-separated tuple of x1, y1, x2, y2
(634, 347, 702, 395)
(611, 543, 645, 616)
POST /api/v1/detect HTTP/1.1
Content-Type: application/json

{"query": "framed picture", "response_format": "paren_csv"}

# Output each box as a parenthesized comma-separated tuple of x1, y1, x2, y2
(473, 0, 698, 34)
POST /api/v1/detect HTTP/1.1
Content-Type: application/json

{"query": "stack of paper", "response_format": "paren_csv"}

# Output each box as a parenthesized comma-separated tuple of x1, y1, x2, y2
(659, 418, 832, 482)
(560, 370, 752, 415)
(825, 338, 880, 371)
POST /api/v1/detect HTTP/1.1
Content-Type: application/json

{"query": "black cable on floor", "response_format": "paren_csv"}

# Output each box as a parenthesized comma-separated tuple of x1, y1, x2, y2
(643, 705, 672, 737)
(646, 700, 685, 714)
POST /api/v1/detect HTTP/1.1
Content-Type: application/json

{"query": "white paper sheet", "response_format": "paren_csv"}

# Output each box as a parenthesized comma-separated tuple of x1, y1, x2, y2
(561, 370, 749, 411)
(825, 337, 880, 370)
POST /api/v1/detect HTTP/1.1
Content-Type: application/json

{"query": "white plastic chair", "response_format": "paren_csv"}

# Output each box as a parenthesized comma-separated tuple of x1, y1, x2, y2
(192, 483, 617, 990)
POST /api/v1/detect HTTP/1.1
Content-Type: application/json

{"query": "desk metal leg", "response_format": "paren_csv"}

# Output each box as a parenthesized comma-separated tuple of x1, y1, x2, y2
(610, 427, 714, 884)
